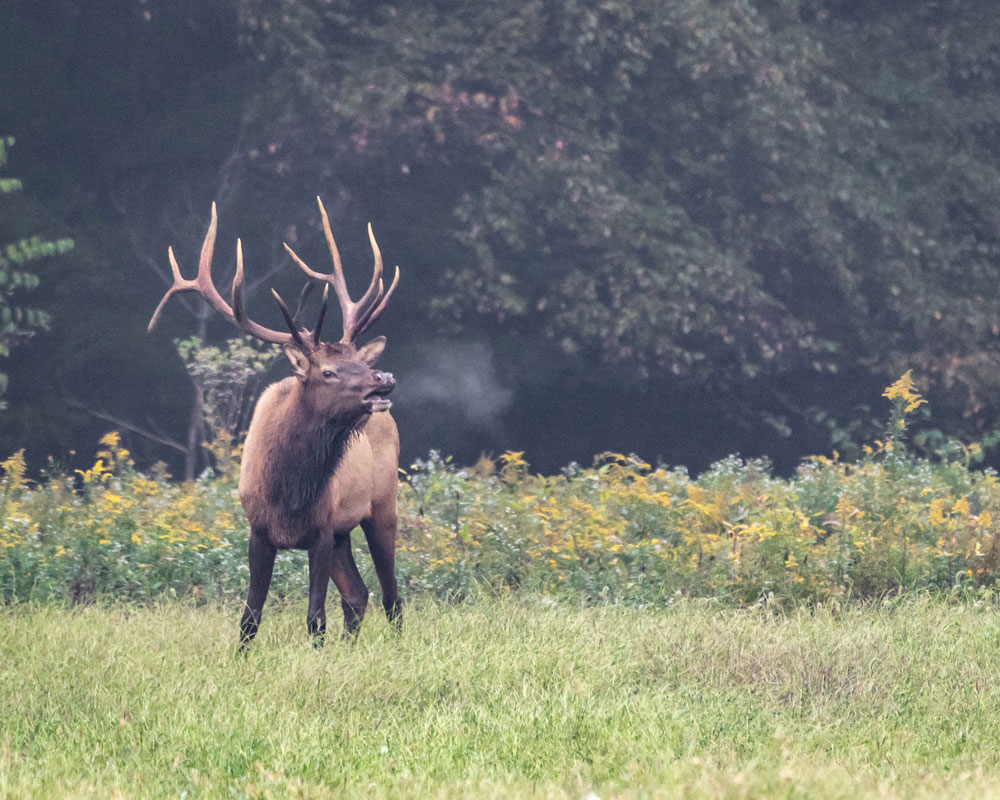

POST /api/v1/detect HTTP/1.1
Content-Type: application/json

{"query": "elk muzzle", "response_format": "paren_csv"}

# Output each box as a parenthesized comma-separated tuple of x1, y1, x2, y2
(363, 371, 395, 412)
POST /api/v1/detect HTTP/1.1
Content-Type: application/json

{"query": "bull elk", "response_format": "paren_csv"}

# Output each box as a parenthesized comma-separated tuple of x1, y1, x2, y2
(148, 198, 402, 646)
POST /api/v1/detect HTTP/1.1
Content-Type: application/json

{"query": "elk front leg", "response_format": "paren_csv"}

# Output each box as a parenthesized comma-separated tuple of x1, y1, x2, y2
(329, 533, 369, 638)
(239, 529, 276, 650)
(306, 533, 335, 646)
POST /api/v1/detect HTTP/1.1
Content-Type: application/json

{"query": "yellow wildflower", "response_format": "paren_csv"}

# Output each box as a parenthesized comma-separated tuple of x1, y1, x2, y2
(952, 496, 971, 518)
(1, 450, 27, 493)
(882, 370, 926, 413)
(928, 499, 946, 526)
(498, 451, 527, 468)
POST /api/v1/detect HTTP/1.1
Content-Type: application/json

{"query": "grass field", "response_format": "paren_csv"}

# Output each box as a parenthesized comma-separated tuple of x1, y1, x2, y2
(3, 596, 1000, 799)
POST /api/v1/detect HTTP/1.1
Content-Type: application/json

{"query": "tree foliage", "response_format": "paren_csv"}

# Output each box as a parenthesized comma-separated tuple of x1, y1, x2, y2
(0, 137, 73, 408)
(175, 335, 279, 479)
(230, 0, 1000, 450)
(2, 0, 1000, 471)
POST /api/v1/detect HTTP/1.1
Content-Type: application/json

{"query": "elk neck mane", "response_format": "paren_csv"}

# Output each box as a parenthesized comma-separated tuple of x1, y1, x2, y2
(262, 387, 365, 518)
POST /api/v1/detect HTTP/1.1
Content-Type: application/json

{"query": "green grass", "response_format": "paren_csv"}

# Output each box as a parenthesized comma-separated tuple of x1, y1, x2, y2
(3, 596, 1000, 798)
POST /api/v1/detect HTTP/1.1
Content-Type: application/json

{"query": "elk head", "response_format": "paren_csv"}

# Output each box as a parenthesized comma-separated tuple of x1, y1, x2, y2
(280, 336, 396, 421)
(148, 197, 400, 422)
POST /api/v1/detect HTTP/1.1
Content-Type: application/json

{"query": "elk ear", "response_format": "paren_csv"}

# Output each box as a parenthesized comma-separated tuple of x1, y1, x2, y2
(283, 344, 310, 381)
(355, 336, 386, 366)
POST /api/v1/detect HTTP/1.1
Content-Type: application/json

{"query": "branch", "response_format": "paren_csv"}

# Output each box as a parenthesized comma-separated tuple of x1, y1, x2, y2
(65, 396, 189, 454)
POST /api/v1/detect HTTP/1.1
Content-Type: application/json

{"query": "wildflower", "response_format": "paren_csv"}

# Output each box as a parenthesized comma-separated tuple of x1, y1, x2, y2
(882, 370, 926, 414)
(952, 496, 971, 518)
(928, 499, 946, 526)
(1, 450, 27, 494)
(499, 451, 527, 469)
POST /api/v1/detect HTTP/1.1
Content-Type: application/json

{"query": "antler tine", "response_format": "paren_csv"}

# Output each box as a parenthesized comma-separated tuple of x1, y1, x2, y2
(271, 289, 307, 351)
(232, 238, 246, 323)
(312, 285, 330, 347)
(291, 281, 317, 325)
(283, 242, 324, 284)
(148, 203, 223, 332)
(148, 203, 301, 348)
(315, 196, 352, 308)
(342, 228, 397, 342)
(147, 245, 193, 332)
(352, 266, 400, 338)
(337, 223, 389, 342)
(196, 201, 220, 291)
(350, 222, 385, 324)
(282, 200, 396, 345)
(235, 239, 316, 348)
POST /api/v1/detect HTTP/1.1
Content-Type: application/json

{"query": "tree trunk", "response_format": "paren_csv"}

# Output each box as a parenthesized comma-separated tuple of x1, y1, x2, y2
(182, 309, 210, 481)
(184, 381, 204, 481)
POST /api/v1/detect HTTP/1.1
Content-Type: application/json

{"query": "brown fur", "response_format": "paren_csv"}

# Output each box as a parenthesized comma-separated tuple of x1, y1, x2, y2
(238, 377, 399, 549)
(235, 338, 402, 644)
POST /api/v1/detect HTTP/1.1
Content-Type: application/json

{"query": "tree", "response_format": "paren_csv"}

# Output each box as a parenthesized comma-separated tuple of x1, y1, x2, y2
(0, 137, 73, 409)
(0, 0, 266, 478)
(233, 0, 1000, 464)
(175, 335, 279, 481)
(3, 0, 1000, 473)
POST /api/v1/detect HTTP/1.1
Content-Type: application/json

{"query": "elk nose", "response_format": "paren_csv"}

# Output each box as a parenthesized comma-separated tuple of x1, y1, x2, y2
(374, 371, 395, 392)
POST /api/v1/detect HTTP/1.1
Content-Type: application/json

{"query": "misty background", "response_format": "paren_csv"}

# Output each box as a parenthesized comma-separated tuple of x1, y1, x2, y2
(2, 0, 1000, 478)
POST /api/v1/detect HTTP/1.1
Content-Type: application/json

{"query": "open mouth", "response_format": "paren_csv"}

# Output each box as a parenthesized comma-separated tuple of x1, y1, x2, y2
(363, 387, 393, 412)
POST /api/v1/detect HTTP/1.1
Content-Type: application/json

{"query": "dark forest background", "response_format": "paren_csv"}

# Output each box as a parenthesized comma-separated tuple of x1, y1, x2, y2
(3, 0, 1000, 478)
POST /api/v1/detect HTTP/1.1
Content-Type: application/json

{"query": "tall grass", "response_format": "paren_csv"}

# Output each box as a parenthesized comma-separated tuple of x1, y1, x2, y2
(2, 597, 1000, 799)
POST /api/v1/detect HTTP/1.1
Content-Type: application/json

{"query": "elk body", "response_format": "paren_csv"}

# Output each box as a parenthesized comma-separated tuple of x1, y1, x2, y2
(149, 198, 402, 645)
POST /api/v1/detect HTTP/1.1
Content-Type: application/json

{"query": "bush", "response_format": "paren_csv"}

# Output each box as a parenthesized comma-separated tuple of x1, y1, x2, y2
(4, 377, 1000, 606)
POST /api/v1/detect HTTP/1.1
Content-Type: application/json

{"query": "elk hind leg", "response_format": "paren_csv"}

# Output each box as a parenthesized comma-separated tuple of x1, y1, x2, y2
(306, 533, 335, 646)
(362, 515, 401, 629)
(329, 533, 369, 638)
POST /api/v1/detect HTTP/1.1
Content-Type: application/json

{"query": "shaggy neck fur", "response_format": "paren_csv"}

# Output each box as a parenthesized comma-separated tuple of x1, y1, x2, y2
(265, 403, 366, 518)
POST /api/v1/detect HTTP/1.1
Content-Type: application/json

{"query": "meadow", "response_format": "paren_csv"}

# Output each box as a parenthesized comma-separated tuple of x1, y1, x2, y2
(3, 597, 1000, 799)
(4, 373, 1000, 798)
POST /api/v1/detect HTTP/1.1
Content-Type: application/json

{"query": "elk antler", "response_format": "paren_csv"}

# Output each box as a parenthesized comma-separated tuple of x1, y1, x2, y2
(282, 196, 400, 345)
(147, 203, 328, 351)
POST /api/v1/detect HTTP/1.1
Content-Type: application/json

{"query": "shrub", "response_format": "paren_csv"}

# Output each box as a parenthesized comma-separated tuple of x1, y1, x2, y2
(4, 377, 1000, 606)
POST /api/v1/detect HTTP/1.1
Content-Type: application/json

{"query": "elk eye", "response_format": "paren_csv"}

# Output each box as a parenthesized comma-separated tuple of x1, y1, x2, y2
(322, 369, 337, 379)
